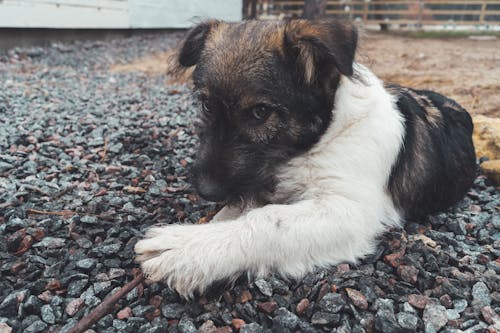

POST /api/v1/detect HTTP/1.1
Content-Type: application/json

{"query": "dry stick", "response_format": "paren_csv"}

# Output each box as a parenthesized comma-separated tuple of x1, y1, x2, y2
(67, 273, 145, 333)
(101, 136, 109, 162)
(26, 208, 77, 217)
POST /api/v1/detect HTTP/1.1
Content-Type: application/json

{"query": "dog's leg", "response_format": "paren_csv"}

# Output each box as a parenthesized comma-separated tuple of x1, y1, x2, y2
(135, 196, 394, 297)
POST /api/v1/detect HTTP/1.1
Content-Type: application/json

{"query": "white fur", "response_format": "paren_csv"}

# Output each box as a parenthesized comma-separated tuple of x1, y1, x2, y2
(134, 64, 406, 297)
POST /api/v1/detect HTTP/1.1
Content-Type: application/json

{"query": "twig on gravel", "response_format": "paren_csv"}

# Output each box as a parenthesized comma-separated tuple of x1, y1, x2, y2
(52, 183, 78, 199)
(26, 208, 77, 217)
(67, 273, 145, 333)
(100, 136, 109, 161)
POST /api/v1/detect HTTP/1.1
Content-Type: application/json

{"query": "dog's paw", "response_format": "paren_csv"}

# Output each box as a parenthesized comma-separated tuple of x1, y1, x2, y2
(134, 224, 239, 297)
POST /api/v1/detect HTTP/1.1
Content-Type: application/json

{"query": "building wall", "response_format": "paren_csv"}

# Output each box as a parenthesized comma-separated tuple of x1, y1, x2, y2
(0, 0, 241, 28)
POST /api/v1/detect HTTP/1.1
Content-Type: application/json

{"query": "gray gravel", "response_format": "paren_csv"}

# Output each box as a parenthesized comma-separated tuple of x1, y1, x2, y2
(0, 32, 499, 333)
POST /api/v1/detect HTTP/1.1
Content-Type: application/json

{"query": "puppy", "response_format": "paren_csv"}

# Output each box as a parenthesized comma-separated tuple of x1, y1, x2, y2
(135, 19, 476, 297)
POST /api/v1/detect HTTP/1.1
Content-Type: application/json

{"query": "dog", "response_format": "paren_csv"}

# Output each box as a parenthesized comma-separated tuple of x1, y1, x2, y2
(135, 19, 476, 297)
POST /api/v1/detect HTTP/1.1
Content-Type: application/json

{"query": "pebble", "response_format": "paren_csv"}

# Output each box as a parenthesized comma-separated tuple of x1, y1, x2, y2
(76, 258, 97, 270)
(65, 298, 84, 316)
(40, 305, 55, 324)
(471, 281, 491, 308)
(256, 301, 278, 315)
(408, 294, 429, 310)
(397, 312, 419, 331)
(32, 237, 66, 249)
(24, 320, 47, 333)
(254, 279, 273, 297)
(397, 265, 419, 284)
(295, 298, 310, 315)
(240, 323, 263, 333)
(345, 288, 368, 310)
(318, 293, 346, 313)
(272, 307, 299, 330)
(198, 320, 217, 333)
(161, 303, 185, 319)
(423, 303, 448, 331)
(311, 311, 340, 325)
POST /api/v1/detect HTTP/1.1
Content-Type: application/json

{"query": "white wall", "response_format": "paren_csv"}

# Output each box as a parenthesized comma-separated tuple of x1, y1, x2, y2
(129, 0, 242, 28)
(0, 0, 242, 28)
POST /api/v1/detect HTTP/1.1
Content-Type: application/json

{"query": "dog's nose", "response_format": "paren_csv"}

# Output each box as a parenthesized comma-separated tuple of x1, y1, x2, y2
(196, 178, 228, 202)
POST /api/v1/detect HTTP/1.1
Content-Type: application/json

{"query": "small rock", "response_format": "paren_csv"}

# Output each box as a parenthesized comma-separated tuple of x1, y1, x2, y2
(0, 323, 12, 333)
(231, 319, 245, 330)
(310, 311, 340, 325)
(423, 303, 448, 331)
(374, 300, 399, 333)
(76, 258, 97, 271)
(97, 243, 121, 255)
(161, 303, 185, 319)
(65, 298, 84, 316)
(472, 281, 491, 308)
(272, 307, 299, 330)
(336, 263, 350, 274)
(318, 293, 346, 313)
(446, 309, 460, 320)
(240, 323, 263, 333)
(215, 327, 232, 333)
(481, 305, 500, 325)
(198, 320, 217, 333)
(178, 317, 197, 333)
(397, 312, 419, 332)
(448, 220, 467, 235)
(439, 294, 453, 308)
(237, 290, 252, 303)
(295, 298, 310, 315)
(132, 305, 155, 317)
(256, 301, 277, 315)
(254, 279, 273, 297)
(453, 299, 468, 313)
(346, 288, 368, 310)
(0, 292, 20, 317)
(40, 304, 55, 324)
(33, 237, 65, 249)
(408, 294, 429, 310)
(384, 251, 404, 267)
(93, 281, 112, 296)
(108, 268, 126, 279)
(411, 234, 437, 248)
(24, 320, 47, 333)
(117, 307, 133, 320)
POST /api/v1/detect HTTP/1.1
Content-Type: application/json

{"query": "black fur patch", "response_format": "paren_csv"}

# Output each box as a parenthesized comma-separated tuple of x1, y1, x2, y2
(388, 84, 476, 218)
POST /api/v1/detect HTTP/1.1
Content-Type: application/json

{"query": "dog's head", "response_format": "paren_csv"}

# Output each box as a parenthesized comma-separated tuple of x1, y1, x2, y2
(176, 19, 358, 204)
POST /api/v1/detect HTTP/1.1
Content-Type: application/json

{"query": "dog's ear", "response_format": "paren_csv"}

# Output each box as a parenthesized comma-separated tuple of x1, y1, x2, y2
(284, 19, 358, 84)
(178, 20, 219, 67)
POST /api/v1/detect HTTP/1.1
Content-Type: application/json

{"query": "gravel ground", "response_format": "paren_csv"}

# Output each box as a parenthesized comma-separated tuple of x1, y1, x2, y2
(0, 32, 499, 333)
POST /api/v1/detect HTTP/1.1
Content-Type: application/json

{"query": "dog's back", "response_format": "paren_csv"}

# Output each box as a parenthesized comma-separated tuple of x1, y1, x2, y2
(387, 85, 476, 218)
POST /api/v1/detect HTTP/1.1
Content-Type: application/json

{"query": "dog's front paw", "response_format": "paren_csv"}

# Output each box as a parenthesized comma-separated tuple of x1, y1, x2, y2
(135, 224, 240, 297)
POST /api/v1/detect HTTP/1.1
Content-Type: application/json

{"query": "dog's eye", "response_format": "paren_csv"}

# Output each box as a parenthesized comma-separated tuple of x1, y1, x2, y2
(251, 105, 272, 122)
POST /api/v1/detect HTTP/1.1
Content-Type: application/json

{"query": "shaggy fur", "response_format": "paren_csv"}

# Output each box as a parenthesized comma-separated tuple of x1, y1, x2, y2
(135, 19, 476, 297)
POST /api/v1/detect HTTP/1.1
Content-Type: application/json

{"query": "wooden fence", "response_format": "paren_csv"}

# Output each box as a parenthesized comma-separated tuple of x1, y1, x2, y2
(260, 0, 500, 26)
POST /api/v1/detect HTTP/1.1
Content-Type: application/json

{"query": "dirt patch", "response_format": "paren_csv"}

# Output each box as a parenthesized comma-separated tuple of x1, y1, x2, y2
(110, 49, 193, 85)
(358, 33, 500, 117)
(110, 32, 500, 116)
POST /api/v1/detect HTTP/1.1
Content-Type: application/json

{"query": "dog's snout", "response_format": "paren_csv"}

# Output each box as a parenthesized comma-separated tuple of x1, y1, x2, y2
(197, 177, 228, 202)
